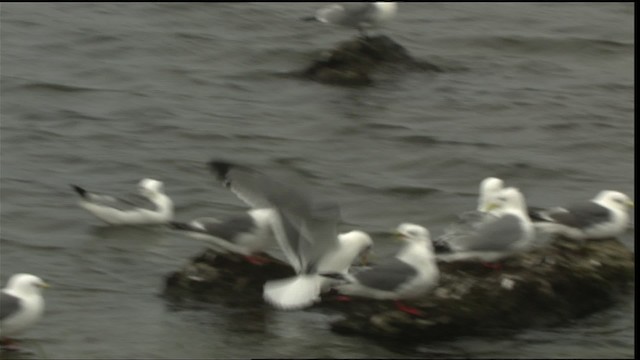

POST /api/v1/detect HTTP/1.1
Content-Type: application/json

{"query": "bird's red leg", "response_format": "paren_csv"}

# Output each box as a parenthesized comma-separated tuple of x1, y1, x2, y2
(394, 300, 423, 316)
(243, 254, 270, 265)
(0, 337, 20, 351)
(481, 262, 503, 271)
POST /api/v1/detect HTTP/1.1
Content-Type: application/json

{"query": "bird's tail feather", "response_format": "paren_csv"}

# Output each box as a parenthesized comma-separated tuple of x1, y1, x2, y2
(263, 275, 322, 310)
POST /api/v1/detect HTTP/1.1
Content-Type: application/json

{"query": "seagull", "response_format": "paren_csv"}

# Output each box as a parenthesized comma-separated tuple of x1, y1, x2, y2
(446, 177, 546, 234)
(531, 190, 634, 241)
(451, 177, 505, 227)
(71, 178, 174, 225)
(170, 208, 279, 265)
(435, 187, 536, 263)
(477, 177, 505, 212)
(303, 2, 398, 37)
(1, 274, 48, 350)
(208, 160, 373, 310)
(321, 223, 439, 316)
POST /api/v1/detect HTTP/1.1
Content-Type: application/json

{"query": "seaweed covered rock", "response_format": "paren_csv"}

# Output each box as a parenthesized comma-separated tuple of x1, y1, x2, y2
(301, 35, 441, 86)
(163, 237, 634, 342)
(163, 251, 294, 307)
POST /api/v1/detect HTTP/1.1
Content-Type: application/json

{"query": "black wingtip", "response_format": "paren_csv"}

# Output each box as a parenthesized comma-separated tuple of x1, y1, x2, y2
(433, 240, 452, 254)
(169, 221, 191, 230)
(71, 184, 87, 198)
(208, 160, 233, 181)
(301, 16, 317, 22)
(527, 207, 549, 222)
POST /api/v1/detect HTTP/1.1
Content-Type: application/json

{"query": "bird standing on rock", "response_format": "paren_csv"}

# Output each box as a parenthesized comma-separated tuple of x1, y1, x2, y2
(303, 2, 398, 38)
(322, 223, 439, 316)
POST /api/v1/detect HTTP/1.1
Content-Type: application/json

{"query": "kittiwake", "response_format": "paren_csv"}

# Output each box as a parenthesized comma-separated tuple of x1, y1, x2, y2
(71, 178, 174, 225)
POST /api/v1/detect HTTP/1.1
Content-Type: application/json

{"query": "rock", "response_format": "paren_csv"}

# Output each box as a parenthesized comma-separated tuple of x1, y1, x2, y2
(163, 251, 294, 307)
(300, 35, 441, 86)
(162, 237, 634, 343)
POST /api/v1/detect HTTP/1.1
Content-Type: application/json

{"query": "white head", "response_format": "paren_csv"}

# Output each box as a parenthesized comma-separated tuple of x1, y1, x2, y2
(4, 273, 48, 296)
(374, 2, 398, 19)
(484, 187, 528, 215)
(478, 177, 504, 211)
(396, 223, 430, 243)
(338, 230, 374, 265)
(593, 190, 634, 212)
(138, 178, 165, 197)
(395, 223, 435, 264)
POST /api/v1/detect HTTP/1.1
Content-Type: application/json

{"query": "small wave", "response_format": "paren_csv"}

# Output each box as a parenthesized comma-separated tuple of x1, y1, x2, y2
(0, 236, 67, 251)
(539, 123, 579, 131)
(340, 181, 442, 198)
(366, 122, 412, 131)
(448, 34, 633, 57)
(393, 134, 499, 149)
(17, 81, 119, 93)
(383, 185, 442, 196)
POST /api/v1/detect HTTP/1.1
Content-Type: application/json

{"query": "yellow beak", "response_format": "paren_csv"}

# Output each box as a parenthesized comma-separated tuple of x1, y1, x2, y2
(627, 200, 635, 208)
(483, 203, 499, 212)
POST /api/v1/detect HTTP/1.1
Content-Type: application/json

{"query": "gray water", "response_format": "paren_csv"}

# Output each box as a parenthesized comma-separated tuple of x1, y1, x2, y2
(0, 2, 634, 359)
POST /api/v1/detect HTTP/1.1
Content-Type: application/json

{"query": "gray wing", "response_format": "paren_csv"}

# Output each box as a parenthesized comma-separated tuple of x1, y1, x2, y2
(448, 214, 525, 252)
(198, 214, 257, 242)
(527, 206, 551, 222)
(209, 161, 341, 273)
(172, 214, 257, 244)
(353, 258, 418, 292)
(540, 202, 611, 229)
(1, 292, 21, 321)
(72, 185, 156, 211)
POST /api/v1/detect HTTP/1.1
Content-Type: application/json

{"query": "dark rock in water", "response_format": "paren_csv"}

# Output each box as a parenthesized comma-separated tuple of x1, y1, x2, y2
(301, 35, 441, 86)
(163, 237, 634, 343)
(163, 251, 294, 307)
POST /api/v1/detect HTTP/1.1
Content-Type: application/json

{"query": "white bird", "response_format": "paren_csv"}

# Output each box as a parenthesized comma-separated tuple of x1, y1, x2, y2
(208, 160, 373, 310)
(1, 274, 48, 349)
(170, 208, 278, 265)
(71, 178, 174, 225)
(450, 176, 505, 228)
(477, 177, 505, 212)
(303, 2, 398, 37)
(436, 187, 536, 263)
(322, 223, 439, 315)
(532, 190, 634, 241)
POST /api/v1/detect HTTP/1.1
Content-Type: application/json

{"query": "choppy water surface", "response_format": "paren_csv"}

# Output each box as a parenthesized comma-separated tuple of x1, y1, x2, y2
(0, 3, 634, 359)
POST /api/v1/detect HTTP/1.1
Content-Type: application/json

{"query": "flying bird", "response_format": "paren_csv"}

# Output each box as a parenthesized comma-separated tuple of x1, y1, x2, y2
(208, 160, 373, 310)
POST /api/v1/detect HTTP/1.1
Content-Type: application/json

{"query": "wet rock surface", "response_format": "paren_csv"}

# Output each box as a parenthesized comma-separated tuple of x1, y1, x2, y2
(163, 237, 634, 343)
(300, 35, 442, 86)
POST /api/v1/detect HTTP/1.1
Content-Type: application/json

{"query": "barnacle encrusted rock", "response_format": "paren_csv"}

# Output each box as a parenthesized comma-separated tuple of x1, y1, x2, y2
(163, 237, 634, 342)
